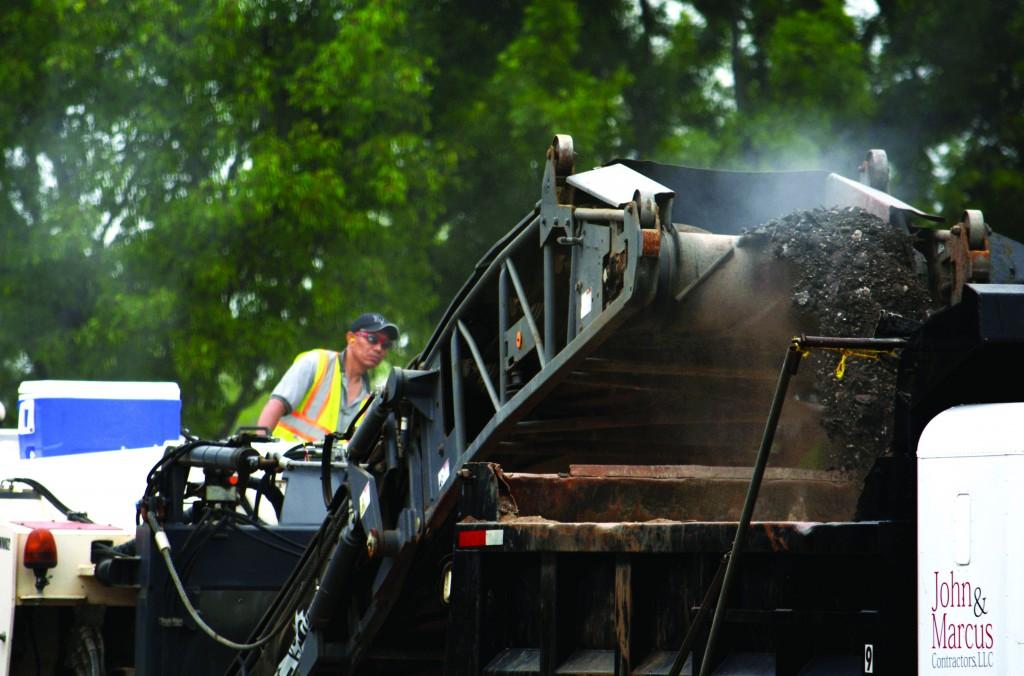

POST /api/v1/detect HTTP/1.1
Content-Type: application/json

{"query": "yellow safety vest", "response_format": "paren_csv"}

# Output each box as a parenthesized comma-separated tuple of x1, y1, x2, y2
(274, 349, 367, 443)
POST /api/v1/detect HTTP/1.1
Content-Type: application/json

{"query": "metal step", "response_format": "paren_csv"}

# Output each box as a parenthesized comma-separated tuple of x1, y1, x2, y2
(484, 648, 541, 674)
(634, 651, 693, 675)
(555, 649, 616, 674)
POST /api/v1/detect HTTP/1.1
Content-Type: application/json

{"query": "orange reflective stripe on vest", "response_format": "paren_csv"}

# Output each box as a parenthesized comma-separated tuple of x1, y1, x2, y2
(274, 414, 333, 442)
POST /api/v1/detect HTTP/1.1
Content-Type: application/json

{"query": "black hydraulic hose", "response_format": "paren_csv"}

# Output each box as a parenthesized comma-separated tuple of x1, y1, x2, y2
(174, 512, 231, 600)
(146, 511, 278, 651)
(698, 340, 803, 676)
(228, 497, 352, 675)
(144, 439, 200, 490)
(5, 478, 93, 523)
(139, 439, 204, 524)
(321, 432, 337, 509)
(345, 396, 389, 463)
(321, 394, 375, 508)
(246, 472, 284, 520)
(224, 511, 305, 556)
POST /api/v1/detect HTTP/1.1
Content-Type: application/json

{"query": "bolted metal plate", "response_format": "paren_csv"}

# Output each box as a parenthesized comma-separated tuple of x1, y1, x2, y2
(567, 164, 674, 208)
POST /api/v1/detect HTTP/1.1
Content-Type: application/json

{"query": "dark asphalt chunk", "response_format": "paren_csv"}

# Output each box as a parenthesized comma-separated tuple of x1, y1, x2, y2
(741, 206, 937, 472)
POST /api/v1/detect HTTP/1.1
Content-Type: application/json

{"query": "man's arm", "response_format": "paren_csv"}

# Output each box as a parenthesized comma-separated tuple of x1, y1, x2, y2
(257, 351, 318, 434)
(256, 397, 289, 433)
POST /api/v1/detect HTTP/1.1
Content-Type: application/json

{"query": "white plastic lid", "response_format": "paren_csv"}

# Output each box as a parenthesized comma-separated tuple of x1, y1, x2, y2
(17, 380, 181, 401)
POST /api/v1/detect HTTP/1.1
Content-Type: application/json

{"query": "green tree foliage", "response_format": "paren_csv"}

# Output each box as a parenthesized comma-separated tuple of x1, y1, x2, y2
(686, 0, 876, 168)
(0, 0, 1019, 435)
(421, 0, 636, 302)
(1, 0, 446, 435)
(868, 1, 1024, 237)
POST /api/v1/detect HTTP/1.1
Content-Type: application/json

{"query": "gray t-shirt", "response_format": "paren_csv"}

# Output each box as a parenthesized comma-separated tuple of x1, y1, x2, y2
(271, 350, 370, 434)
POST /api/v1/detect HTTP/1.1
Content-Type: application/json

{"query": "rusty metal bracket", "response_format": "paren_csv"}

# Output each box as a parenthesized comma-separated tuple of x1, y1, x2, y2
(925, 209, 992, 306)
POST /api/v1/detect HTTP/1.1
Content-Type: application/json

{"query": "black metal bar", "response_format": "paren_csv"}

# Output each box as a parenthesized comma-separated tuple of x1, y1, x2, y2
(540, 552, 559, 674)
(383, 413, 399, 472)
(505, 258, 547, 368)
(445, 551, 483, 675)
(346, 396, 388, 463)
(799, 334, 908, 350)
(543, 242, 556, 362)
(669, 555, 728, 676)
(566, 232, 580, 342)
(499, 265, 509, 405)
(450, 331, 465, 455)
(321, 433, 336, 508)
(698, 341, 803, 676)
(307, 522, 363, 629)
(456, 320, 501, 411)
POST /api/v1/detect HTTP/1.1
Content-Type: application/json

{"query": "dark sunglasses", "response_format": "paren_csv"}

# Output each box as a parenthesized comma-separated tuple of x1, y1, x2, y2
(357, 331, 393, 349)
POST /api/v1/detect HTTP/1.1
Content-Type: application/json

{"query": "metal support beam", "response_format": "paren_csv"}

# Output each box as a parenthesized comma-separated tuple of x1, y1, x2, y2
(450, 332, 465, 455)
(504, 258, 547, 368)
(457, 320, 501, 412)
(543, 243, 556, 362)
(498, 266, 509, 405)
(566, 235, 580, 342)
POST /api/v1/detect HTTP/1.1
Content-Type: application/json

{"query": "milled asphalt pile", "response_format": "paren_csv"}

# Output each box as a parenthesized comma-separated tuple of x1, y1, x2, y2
(741, 206, 938, 473)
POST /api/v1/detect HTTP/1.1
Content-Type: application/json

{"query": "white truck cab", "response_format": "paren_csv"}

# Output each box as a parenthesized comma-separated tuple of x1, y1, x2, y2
(918, 402, 1024, 674)
(0, 381, 179, 674)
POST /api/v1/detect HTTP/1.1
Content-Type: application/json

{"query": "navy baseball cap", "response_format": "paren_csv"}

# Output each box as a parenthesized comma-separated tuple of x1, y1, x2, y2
(350, 312, 399, 340)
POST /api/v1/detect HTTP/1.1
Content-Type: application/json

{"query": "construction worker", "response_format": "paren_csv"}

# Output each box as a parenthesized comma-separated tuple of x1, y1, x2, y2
(257, 312, 398, 443)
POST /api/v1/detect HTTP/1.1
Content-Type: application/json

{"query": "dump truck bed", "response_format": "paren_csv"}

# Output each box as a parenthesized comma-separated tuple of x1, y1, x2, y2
(448, 514, 913, 675)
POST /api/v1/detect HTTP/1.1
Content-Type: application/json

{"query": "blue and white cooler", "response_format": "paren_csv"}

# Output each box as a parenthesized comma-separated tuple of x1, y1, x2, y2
(17, 380, 181, 459)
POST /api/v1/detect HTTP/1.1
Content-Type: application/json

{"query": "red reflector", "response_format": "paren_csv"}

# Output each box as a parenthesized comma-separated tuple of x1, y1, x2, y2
(228, 474, 239, 486)
(457, 530, 487, 548)
(24, 528, 58, 570)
